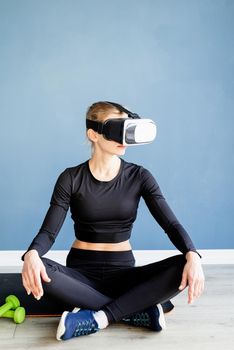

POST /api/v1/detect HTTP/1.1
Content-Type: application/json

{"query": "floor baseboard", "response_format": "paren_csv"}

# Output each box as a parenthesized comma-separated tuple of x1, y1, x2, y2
(0, 249, 233, 271)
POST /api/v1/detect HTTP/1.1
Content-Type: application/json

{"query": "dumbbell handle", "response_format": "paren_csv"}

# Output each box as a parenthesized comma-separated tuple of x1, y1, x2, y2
(0, 303, 14, 317)
(1, 310, 14, 318)
(1, 307, 26, 324)
(0, 295, 20, 317)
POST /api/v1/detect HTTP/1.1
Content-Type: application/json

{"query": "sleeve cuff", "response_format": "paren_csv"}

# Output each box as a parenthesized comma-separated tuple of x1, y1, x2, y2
(186, 250, 202, 259)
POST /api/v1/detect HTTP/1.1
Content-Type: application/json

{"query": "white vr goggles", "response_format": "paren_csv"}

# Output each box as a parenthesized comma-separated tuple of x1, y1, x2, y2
(86, 102, 157, 146)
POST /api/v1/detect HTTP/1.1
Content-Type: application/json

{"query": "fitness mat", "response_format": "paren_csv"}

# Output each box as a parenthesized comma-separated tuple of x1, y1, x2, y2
(0, 273, 73, 317)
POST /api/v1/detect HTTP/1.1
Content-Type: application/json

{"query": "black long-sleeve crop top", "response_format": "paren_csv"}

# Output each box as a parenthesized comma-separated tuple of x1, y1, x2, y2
(23, 159, 200, 258)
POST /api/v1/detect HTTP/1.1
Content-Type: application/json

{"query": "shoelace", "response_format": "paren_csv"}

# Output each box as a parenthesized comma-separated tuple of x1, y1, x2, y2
(124, 312, 151, 327)
(73, 319, 98, 337)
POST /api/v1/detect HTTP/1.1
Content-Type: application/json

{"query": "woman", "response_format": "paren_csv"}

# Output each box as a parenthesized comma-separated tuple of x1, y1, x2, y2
(22, 101, 205, 341)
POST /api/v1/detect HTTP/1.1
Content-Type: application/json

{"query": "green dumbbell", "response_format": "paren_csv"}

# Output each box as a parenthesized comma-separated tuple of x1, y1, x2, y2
(2, 307, 26, 324)
(0, 295, 20, 317)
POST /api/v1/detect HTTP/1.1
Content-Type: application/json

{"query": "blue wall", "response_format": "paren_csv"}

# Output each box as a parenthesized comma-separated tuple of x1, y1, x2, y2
(0, 0, 233, 251)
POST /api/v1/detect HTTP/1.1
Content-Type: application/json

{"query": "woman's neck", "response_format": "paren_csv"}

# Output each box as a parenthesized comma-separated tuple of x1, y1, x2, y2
(88, 154, 121, 182)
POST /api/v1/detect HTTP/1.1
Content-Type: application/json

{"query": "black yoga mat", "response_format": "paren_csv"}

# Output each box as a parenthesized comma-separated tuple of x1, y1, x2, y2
(0, 273, 73, 316)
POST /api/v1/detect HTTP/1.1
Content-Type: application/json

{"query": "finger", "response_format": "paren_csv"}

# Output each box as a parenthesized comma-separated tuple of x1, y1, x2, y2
(190, 276, 198, 297)
(179, 273, 187, 290)
(26, 270, 39, 297)
(22, 268, 36, 296)
(27, 278, 38, 299)
(33, 265, 51, 299)
(22, 261, 43, 298)
(28, 271, 41, 299)
(32, 271, 44, 299)
(188, 282, 195, 304)
(197, 278, 205, 298)
(41, 266, 51, 283)
(193, 276, 204, 299)
(22, 274, 32, 295)
(196, 279, 203, 298)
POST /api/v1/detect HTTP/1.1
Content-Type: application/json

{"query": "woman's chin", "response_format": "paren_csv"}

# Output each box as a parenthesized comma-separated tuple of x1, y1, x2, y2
(116, 146, 127, 155)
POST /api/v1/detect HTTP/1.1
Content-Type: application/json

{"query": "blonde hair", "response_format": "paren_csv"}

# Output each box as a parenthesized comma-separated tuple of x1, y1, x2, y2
(86, 101, 122, 122)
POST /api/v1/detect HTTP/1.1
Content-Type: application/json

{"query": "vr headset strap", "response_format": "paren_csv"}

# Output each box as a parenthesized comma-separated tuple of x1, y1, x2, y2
(104, 101, 140, 119)
(86, 101, 140, 133)
(86, 119, 104, 134)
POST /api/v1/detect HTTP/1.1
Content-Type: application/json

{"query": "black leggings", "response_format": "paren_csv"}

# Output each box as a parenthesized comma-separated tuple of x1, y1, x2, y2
(41, 249, 186, 323)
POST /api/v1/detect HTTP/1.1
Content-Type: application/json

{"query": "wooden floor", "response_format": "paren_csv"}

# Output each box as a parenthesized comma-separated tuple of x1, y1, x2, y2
(0, 265, 233, 350)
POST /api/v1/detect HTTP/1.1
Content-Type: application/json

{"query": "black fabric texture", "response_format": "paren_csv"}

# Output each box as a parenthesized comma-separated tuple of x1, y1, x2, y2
(41, 249, 186, 322)
(23, 159, 200, 259)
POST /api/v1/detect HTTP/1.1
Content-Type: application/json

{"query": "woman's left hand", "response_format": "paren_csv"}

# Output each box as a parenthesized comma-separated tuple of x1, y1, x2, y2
(179, 251, 205, 304)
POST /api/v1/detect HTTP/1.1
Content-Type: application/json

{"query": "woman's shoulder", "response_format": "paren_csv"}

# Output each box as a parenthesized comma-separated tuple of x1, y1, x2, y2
(122, 159, 151, 175)
(66, 161, 88, 173)
(121, 159, 156, 185)
(56, 161, 88, 182)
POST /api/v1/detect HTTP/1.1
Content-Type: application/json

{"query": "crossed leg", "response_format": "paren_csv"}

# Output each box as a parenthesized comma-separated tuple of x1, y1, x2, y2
(41, 254, 186, 321)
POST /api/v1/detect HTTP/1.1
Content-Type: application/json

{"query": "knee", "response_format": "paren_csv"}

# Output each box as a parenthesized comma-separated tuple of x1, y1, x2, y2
(40, 257, 60, 278)
(177, 254, 186, 264)
(177, 254, 186, 268)
(40, 257, 53, 270)
(170, 254, 186, 266)
(169, 254, 186, 275)
(40, 258, 59, 292)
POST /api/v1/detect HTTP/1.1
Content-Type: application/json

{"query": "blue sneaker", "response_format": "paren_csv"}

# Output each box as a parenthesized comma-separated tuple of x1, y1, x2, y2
(122, 304, 166, 331)
(56, 309, 99, 341)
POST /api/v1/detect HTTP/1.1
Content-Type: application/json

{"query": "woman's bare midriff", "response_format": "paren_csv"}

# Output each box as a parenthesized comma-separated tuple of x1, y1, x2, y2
(72, 239, 132, 251)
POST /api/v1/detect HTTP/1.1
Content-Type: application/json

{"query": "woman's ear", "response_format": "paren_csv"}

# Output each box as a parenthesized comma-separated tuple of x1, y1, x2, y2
(87, 128, 98, 143)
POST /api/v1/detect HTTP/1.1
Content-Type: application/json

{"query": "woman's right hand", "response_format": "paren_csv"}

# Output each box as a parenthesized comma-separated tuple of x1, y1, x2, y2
(22, 250, 51, 300)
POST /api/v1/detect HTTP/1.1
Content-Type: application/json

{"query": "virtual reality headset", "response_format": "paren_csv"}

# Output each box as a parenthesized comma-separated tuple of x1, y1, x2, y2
(86, 101, 157, 146)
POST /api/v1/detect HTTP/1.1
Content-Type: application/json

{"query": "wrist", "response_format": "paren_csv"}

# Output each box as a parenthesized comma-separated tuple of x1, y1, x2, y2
(185, 251, 200, 261)
(24, 249, 39, 260)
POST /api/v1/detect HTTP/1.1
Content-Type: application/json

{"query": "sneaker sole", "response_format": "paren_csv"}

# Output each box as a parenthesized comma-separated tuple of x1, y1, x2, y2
(157, 304, 166, 330)
(56, 311, 69, 341)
